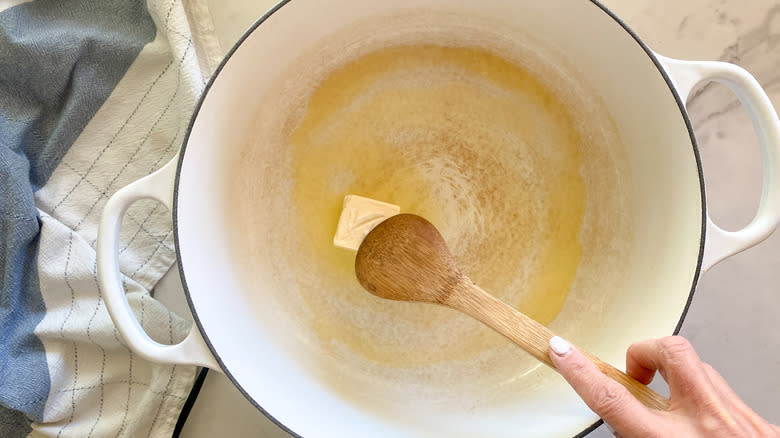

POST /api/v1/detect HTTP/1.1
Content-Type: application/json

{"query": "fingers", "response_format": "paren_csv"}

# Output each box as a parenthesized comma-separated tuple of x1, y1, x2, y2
(626, 337, 713, 402)
(549, 336, 658, 436)
(702, 363, 741, 404)
(626, 348, 657, 385)
(703, 364, 780, 436)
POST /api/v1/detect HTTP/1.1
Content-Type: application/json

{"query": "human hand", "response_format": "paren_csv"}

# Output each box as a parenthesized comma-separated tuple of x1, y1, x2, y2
(548, 335, 780, 437)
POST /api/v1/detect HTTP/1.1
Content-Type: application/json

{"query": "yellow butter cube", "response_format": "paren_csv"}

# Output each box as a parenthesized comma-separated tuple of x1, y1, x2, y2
(333, 195, 400, 251)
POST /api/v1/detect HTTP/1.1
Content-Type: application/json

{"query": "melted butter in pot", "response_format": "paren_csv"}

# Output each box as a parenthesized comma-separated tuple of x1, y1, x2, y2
(289, 45, 585, 367)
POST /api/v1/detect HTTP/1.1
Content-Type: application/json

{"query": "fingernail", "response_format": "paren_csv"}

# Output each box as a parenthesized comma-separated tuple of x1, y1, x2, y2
(549, 336, 571, 356)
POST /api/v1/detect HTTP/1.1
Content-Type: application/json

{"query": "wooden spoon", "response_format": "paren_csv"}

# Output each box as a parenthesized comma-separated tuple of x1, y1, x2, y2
(355, 213, 670, 411)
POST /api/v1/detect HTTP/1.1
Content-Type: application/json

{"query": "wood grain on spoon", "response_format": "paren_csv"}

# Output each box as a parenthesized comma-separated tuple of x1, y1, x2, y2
(355, 213, 670, 411)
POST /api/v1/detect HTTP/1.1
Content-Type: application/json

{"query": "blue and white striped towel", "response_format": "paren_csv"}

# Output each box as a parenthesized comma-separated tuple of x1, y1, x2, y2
(0, 0, 224, 436)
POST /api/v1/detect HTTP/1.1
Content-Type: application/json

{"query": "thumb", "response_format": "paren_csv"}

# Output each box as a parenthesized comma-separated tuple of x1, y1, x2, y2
(549, 336, 658, 436)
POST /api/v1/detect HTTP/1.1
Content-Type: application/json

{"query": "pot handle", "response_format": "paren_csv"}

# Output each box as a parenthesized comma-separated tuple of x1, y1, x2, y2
(97, 156, 221, 371)
(656, 54, 780, 271)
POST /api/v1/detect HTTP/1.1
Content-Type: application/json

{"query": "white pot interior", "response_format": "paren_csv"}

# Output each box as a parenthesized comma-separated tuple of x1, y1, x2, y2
(175, 0, 704, 437)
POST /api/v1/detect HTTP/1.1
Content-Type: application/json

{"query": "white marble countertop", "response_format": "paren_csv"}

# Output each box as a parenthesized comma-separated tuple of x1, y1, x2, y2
(166, 1, 780, 436)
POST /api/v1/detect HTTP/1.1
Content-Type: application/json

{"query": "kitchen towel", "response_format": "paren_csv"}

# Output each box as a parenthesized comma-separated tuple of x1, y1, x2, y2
(0, 0, 223, 436)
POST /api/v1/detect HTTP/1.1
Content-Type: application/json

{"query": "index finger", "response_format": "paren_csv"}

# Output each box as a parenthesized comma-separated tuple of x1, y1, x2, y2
(549, 337, 660, 436)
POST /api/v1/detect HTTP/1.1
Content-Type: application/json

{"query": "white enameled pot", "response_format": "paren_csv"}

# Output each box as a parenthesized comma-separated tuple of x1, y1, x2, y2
(97, 1, 780, 437)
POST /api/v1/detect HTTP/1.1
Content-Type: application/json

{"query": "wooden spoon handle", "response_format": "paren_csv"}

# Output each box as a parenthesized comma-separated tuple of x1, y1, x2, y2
(448, 282, 671, 411)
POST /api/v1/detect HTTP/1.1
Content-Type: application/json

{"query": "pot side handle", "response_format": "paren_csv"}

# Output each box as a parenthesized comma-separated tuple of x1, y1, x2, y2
(96, 156, 221, 371)
(656, 54, 780, 272)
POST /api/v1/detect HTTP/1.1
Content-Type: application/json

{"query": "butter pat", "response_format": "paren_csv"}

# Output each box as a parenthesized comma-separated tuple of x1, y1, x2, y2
(333, 195, 400, 251)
